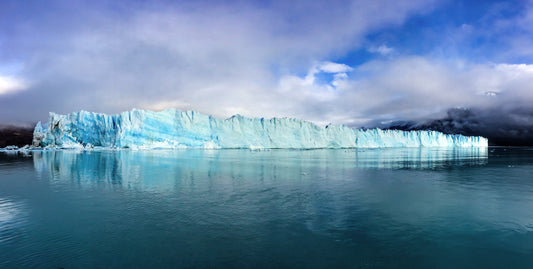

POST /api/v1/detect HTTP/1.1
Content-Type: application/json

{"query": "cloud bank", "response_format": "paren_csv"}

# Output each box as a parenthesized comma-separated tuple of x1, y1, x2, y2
(0, 0, 440, 123)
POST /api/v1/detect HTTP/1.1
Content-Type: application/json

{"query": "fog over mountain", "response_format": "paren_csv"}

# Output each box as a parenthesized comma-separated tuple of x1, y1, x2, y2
(376, 107, 533, 146)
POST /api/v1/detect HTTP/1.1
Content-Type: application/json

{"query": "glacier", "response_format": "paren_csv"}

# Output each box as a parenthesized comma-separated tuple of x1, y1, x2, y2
(32, 109, 488, 149)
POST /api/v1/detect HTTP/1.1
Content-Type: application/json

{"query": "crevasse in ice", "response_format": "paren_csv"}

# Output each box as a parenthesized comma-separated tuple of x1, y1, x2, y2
(32, 109, 488, 149)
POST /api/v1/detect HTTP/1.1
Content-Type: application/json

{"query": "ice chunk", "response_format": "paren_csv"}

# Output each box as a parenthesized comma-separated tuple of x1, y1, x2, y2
(32, 109, 488, 149)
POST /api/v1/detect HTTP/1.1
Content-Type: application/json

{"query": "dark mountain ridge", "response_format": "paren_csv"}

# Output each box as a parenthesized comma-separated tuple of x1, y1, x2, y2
(381, 108, 533, 146)
(0, 125, 34, 147)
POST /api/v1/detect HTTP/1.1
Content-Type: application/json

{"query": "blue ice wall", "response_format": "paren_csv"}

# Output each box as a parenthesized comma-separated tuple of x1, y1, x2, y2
(32, 109, 488, 149)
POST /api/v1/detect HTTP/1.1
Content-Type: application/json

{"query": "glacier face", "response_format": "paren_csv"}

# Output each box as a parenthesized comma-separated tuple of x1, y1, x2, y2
(32, 109, 488, 149)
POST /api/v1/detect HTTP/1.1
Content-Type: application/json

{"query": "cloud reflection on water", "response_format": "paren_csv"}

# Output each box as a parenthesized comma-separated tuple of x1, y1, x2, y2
(0, 198, 27, 244)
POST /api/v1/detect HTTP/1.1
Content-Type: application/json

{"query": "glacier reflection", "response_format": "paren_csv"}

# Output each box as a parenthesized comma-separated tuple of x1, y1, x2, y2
(353, 147, 488, 169)
(32, 148, 487, 190)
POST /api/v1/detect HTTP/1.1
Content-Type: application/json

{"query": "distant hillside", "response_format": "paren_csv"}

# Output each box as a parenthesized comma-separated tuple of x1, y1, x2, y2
(0, 126, 34, 147)
(380, 108, 533, 146)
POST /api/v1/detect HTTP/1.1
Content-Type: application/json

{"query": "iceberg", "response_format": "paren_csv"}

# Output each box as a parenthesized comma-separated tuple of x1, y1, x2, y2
(32, 109, 488, 149)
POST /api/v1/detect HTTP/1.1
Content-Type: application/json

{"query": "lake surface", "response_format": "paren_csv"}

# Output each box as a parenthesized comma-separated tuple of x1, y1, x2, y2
(1, 148, 533, 268)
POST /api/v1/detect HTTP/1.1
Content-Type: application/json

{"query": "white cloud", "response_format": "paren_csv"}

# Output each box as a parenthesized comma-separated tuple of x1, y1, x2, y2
(0, 0, 443, 123)
(334, 58, 533, 125)
(368, 45, 394, 55)
(267, 56, 533, 126)
(295, 61, 353, 89)
(318, 62, 353, 73)
(0, 76, 26, 95)
(141, 100, 193, 112)
(5, 0, 533, 132)
(278, 61, 352, 109)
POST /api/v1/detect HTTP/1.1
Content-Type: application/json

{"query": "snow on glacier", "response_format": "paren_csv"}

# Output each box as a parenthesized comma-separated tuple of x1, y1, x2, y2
(32, 109, 488, 149)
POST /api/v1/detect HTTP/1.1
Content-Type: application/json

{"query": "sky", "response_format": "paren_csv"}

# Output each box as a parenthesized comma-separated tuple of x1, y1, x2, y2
(1, 0, 533, 127)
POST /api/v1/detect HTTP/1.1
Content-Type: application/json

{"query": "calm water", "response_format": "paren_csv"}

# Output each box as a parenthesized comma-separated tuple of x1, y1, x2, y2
(1, 148, 533, 268)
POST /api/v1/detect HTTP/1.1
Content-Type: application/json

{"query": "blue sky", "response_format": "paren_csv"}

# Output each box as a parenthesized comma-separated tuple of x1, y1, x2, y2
(1, 0, 533, 126)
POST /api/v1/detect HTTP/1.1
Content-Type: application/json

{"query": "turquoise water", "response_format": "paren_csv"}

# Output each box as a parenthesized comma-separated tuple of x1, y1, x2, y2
(1, 148, 532, 268)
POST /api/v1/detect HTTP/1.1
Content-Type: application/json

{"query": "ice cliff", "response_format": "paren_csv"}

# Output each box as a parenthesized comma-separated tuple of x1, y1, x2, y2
(32, 109, 488, 149)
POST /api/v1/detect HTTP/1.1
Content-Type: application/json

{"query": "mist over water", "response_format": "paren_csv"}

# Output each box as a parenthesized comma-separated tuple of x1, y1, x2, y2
(1, 148, 533, 268)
